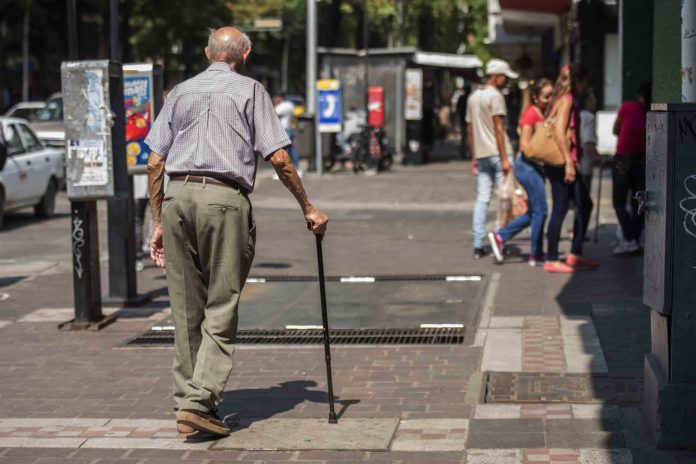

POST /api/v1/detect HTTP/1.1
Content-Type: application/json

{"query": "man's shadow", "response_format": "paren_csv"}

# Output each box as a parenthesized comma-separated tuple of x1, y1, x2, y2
(185, 380, 359, 443)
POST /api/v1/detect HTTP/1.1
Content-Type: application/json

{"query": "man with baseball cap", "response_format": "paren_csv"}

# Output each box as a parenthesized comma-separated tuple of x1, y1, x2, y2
(466, 58, 519, 259)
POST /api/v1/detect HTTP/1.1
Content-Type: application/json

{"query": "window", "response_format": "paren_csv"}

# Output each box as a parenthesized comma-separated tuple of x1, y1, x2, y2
(36, 97, 63, 122)
(16, 123, 43, 152)
(3, 124, 24, 156)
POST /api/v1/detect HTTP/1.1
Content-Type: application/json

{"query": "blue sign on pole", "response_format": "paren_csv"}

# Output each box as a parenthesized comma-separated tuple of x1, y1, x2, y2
(317, 79, 342, 133)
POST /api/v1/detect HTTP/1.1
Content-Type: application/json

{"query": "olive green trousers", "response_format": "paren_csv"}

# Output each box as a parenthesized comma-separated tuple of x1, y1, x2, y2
(162, 179, 255, 413)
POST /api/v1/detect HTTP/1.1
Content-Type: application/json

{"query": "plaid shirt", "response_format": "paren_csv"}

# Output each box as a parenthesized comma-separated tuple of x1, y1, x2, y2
(145, 62, 290, 193)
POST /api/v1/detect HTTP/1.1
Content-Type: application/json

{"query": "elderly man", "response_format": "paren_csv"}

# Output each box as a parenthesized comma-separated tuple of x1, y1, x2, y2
(145, 27, 328, 437)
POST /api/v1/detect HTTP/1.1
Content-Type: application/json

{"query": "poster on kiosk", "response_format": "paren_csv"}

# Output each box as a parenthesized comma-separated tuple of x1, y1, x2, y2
(368, 87, 385, 129)
(123, 64, 156, 167)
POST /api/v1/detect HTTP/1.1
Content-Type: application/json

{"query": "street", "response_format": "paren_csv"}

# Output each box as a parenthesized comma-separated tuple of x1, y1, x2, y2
(1, 153, 690, 463)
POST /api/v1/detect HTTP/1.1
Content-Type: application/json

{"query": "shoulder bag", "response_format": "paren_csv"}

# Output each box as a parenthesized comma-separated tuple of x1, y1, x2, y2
(524, 103, 572, 167)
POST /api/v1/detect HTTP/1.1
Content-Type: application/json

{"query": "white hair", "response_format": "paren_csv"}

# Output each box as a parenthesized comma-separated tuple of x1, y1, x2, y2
(207, 28, 252, 64)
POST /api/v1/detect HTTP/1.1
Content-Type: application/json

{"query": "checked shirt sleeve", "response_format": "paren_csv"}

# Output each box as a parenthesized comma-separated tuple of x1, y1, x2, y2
(252, 82, 291, 160)
(145, 91, 176, 158)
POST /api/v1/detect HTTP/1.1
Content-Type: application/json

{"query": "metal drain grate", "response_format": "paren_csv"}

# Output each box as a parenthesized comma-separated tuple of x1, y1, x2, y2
(125, 327, 466, 347)
(484, 372, 643, 404)
(246, 274, 482, 283)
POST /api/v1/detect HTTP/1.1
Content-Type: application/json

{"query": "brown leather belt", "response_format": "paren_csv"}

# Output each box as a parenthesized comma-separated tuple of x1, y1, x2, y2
(170, 175, 248, 194)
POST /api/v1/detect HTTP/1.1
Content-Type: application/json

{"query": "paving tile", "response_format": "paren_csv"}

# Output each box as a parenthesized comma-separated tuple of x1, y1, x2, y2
(391, 419, 468, 451)
(16, 308, 74, 323)
(467, 420, 544, 449)
(482, 329, 522, 372)
(474, 405, 521, 419)
(489, 317, 525, 328)
(571, 405, 620, 420)
(578, 449, 633, 464)
(559, 317, 608, 374)
(465, 449, 521, 464)
(212, 418, 399, 451)
(545, 420, 624, 449)
(81, 437, 212, 450)
(0, 419, 109, 428)
(0, 437, 86, 448)
(105, 419, 173, 430)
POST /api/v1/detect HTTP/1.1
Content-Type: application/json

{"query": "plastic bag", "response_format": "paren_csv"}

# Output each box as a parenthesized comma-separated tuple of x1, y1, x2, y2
(497, 172, 528, 228)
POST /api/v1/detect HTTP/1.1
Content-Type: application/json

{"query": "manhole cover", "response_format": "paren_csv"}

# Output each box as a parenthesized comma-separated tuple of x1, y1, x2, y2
(484, 372, 642, 404)
(124, 327, 466, 347)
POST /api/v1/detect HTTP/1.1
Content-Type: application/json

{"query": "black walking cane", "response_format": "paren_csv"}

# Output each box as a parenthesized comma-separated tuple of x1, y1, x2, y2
(312, 231, 338, 424)
(594, 160, 603, 244)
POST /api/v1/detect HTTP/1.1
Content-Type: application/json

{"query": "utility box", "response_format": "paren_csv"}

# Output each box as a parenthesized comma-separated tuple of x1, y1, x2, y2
(62, 60, 128, 200)
(643, 103, 696, 449)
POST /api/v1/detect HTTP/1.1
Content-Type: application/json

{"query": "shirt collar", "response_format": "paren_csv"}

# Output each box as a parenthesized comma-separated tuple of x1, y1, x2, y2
(208, 61, 237, 73)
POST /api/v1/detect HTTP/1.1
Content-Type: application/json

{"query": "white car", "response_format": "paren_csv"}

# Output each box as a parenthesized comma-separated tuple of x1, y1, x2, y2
(0, 117, 65, 229)
(4, 102, 46, 122)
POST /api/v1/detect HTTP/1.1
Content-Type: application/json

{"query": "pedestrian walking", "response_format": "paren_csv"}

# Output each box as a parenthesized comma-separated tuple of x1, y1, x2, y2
(578, 92, 600, 193)
(611, 83, 650, 255)
(132, 174, 150, 272)
(544, 64, 598, 273)
(453, 82, 471, 159)
(145, 27, 328, 437)
(488, 78, 552, 266)
(466, 58, 518, 259)
(274, 93, 302, 177)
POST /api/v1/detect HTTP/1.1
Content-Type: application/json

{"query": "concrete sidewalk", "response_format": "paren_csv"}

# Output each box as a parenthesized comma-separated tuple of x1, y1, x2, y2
(0, 150, 694, 463)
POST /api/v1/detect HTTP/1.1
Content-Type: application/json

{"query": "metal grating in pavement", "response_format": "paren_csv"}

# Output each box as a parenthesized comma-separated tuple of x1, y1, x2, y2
(245, 274, 482, 283)
(125, 327, 466, 347)
(484, 372, 643, 404)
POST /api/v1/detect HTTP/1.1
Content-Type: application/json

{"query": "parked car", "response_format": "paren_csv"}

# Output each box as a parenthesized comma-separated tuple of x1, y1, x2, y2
(31, 93, 64, 148)
(4, 102, 46, 122)
(0, 117, 65, 230)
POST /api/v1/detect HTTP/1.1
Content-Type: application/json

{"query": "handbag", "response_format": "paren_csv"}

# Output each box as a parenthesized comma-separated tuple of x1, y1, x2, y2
(524, 119, 567, 167)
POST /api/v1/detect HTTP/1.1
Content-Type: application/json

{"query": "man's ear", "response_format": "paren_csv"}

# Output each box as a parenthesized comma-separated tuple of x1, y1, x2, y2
(242, 49, 251, 63)
(204, 47, 211, 62)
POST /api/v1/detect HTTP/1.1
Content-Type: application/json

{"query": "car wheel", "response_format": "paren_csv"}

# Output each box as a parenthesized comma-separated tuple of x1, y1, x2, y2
(34, 178, 57, 219)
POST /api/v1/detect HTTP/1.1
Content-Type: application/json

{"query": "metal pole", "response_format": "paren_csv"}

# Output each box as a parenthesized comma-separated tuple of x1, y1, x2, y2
(315, 234, 338, 424)
(683, 0, 696, 102)
(109, 0, 120, 62)
(594, 161, 603, 244)
(396, 0, 404, 48)
(21, 3, 30, 101)
(62, 0, 108, 329)
(308, 0, 322, 174)
(363, 0, 369, 122)
(281, 35, 290, 94)
(103, 0, 148, 307)
(307, 0, 316, 117)
(66, 0, 78, 60)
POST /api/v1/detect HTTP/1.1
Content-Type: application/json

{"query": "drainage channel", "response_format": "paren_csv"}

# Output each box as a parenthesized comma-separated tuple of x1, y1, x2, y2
(125, 327, 466, 347)
(124, 273, 486, 347)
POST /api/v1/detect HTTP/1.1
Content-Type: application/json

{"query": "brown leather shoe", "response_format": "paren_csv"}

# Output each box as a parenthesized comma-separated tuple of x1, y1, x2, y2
(176, 409, 230, 437)
(177, 422, 195, 434)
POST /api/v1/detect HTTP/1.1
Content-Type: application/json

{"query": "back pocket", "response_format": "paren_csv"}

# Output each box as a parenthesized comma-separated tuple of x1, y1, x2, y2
(206, 203, 240, 215)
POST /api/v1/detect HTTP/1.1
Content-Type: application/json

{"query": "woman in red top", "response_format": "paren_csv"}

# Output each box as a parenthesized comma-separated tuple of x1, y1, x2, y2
(611, 84, 650, 255)
(544, 64, 598, 273)
(487, 79, 552, 266)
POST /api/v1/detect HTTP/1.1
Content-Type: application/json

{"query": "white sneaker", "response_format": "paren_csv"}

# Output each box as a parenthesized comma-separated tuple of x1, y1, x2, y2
(613, 239, 640, 255)
(135, 260, 145, 272)
(272, 173, 279, 180)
